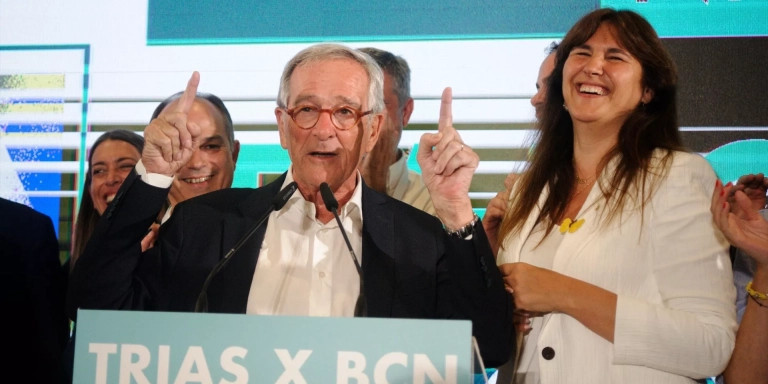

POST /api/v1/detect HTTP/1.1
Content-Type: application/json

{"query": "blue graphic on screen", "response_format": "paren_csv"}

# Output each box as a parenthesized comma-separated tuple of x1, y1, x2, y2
(5, 122, 63, 235)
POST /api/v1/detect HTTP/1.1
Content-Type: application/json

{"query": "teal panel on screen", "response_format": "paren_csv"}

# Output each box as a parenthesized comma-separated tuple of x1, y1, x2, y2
(232, 144, 290, 188)
(705, 139, 768, 183)
(602, 0, 768, 37)
(146, 0, 596, 45)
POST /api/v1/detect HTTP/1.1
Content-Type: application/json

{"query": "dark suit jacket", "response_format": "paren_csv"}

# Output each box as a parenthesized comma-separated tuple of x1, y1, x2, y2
(0, 198, 68, 382)
(68, 171, 514, 366)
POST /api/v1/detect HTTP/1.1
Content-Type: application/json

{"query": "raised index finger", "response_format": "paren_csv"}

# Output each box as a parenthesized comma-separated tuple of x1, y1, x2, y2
(438, 87, 453, 133)
(174, 71, 200, 114)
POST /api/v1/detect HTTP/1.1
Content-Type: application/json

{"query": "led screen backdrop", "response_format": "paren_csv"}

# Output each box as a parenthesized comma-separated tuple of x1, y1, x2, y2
(147, 0, 594, 43)
(1, 0, 766, 260)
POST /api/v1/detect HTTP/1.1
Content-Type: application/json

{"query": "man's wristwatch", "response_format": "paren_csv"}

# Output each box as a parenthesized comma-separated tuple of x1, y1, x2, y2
(445, 213, 480, 239)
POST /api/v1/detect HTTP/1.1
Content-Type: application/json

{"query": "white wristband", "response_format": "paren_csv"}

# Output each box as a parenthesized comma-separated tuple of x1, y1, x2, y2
(135, 160, 174, 188)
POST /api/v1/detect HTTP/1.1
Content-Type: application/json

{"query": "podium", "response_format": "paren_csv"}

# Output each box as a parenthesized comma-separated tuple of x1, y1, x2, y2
(74, 309, 478, 383)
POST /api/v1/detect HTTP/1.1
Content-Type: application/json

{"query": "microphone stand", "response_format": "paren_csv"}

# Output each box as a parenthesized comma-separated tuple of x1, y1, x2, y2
(194, 182, 297, 312)
(320, 182, 367, 317)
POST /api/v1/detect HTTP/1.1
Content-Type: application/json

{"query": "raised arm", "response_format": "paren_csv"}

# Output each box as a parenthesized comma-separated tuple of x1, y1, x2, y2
(67, 73, 201, 319)
(713, 178, 768, 383)
(417, 87, 477, 230)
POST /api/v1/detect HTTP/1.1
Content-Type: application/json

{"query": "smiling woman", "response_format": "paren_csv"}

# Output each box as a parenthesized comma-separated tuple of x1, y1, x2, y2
(494, 8, 736, 383)
(563, 24, 653, 130)
(70, 129, 144, 268)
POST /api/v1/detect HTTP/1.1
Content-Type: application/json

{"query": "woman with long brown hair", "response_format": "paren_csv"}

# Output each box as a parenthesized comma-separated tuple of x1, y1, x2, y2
(70, 129, 144, 265)
(495, 9, 735, 383)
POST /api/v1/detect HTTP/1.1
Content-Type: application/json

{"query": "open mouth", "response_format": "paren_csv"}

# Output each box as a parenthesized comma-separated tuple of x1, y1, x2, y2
(579, 84, 607, 96)
(181, 175, 213, 184)
(105, 194, 116, 203)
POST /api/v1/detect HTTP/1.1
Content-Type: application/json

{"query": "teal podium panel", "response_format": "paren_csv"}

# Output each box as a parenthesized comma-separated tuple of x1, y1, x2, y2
(74, 309, 473, 383)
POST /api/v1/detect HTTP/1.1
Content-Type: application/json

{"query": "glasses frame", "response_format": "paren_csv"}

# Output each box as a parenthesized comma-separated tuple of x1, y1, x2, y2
(283, 105, 373, 131)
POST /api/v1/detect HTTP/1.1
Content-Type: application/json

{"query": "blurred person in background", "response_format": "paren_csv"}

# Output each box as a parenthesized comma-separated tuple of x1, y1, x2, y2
(1, 197, 68, 383)
(712, 173, 768, 383)
(357, 47, 434, 214)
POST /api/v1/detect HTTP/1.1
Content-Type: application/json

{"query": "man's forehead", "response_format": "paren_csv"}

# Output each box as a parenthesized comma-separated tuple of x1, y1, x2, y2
(294, 56, 364, 73)
(292, 94, 362, 107)
(162, 98, 225, 127)
(289, 58, 368, 94)
(541, 53, 556, 74)
(158, 98, 229, 146)
(162, 97, 221, 113)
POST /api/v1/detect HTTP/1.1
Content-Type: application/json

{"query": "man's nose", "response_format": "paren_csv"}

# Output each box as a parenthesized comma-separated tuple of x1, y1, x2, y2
(312, 110, 337, 138)
(184, 149, 205, 169)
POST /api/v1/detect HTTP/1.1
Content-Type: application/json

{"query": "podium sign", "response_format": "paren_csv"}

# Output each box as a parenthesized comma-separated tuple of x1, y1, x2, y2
(74, 310, 473, 383)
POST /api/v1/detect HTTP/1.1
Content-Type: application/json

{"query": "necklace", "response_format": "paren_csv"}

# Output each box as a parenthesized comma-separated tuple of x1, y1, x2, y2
(575, 175, 591, 184)
(574, 177, 595, 196)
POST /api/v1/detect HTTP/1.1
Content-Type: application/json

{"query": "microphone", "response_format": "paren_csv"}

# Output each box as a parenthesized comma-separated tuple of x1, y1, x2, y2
(319, 182, 367, 317)
(195, 181, 298, 312)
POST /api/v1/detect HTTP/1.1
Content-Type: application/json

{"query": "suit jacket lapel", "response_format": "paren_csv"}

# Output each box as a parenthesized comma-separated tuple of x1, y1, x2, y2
(208, 174, 287, 313)
(210, 176, 395, 316)
(498, 185, 549, 265)
(360, 183, 396, 317)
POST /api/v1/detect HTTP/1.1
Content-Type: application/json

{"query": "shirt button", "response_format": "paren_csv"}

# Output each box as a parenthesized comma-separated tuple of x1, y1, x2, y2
(319, 272, 326, 278)
(542, 346, 555, 360)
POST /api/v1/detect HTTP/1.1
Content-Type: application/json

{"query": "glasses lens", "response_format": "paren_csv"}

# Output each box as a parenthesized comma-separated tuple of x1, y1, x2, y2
(332, 107, 359, 130)
(289, 105, 363, 130)
(293, 107, 319, 129)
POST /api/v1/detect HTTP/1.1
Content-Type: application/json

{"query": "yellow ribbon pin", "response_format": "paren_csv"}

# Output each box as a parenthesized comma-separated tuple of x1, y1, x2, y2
(559, 218, 585, 234)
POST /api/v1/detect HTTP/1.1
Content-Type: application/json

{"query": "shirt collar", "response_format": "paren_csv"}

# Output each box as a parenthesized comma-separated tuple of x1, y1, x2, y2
(281, 165, 364, 224)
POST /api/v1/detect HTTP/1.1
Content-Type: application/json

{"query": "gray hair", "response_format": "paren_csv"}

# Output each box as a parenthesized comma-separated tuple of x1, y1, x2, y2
(357, 47, 411, 108)
(277, 43, 384, 115)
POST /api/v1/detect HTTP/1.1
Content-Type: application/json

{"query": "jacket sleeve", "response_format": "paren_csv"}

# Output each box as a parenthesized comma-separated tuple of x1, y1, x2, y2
(441, 220, 516, 368)
(612, 154, 737, 378)
(66, 171, 170, 320)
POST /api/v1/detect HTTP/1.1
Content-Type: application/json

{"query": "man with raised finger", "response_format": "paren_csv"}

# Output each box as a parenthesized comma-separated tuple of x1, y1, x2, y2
(67, 44, 514, 367)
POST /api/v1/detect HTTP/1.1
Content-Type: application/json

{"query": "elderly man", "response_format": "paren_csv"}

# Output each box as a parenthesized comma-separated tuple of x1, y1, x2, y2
(67, 43, 513, 366)
(357, 47, 434, 214)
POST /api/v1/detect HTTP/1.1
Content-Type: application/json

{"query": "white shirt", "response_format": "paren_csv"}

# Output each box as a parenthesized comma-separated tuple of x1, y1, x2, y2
(387, 150, 435, 215)
(246, 167, 364, 317)
(136, 160, 365, 316)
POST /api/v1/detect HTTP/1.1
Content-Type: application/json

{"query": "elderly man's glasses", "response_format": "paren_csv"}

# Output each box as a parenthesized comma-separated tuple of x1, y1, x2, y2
(284, 105, 373, 131)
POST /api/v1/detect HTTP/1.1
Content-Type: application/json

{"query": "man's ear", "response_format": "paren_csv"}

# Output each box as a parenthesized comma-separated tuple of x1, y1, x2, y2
(231, 140, 241, 165)
(641, 87, 654, 105)
(365, 113, 384, 153)
(275, 108, 289, 149)
(401, 97, 414, 127)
